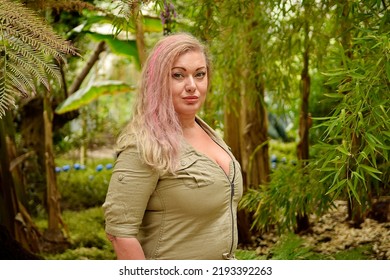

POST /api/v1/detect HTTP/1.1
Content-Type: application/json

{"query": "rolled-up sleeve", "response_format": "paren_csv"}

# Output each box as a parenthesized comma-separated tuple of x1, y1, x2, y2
(102, 146, 159, 237)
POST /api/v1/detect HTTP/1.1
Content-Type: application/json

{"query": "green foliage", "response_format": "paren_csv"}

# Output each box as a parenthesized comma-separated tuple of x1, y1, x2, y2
(333, 245, 373, 260)
(236, 234, 376, 260)
(313, 2, 390, 205)
(87, 32, 141, 68)
(235, 249, 265, 260)
(268, 140, 296, 163)
(239, 164, 333, 233)
(56, 159, 113, 210)
(0, 0, 77, 117)
(270, 235, 374, 260)
(62, 207, 110, 249)
(54, 93, 134, 156)
(55, 80, 135, 114)
(38, 207, 115, 260)
(270, 233, 320, 260)
(45, 247, 114, 260)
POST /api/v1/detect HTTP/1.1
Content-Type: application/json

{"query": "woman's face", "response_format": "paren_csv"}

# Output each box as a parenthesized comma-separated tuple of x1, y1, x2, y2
(170, 50, 208, 119)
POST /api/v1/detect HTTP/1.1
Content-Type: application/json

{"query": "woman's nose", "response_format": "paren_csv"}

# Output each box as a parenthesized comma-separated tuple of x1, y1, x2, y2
(185, 76, 196, 92)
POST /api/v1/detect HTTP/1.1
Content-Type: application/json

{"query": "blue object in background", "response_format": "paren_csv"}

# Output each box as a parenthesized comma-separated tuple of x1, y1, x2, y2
(62, 165, 70, 172)
(96, 164, 104, 172)
(73, 163, 81, 170)
(105, 163, 113, 170)
(55, 167, 62, 173)
(80, 164, 86, 170)
(271, 162, 277, 169)
(271, 154, 277, 163)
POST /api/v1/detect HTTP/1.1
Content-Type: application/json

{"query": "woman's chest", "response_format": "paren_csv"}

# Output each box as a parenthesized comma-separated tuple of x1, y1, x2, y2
(146, 154, 233, 216)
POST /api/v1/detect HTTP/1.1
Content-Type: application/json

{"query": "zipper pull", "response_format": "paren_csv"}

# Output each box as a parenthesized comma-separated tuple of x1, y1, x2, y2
(222, 252, 236, 260)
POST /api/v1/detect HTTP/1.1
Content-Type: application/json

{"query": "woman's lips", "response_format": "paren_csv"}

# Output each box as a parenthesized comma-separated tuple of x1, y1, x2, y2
(183, 96, 199, 103)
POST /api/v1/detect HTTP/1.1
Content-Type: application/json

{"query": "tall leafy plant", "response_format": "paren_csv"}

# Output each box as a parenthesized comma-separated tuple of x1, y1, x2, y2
(313, 0, 389, 224)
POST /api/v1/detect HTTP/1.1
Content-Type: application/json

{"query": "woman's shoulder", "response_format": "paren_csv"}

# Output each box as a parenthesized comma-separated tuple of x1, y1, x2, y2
(195, 116, 233, 152)
(115, 131, 139, 155)
(195, 116, 223, 141)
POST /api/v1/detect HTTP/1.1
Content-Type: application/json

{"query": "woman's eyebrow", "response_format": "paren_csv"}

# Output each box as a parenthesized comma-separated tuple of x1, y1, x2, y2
(171, 66, 206, 71)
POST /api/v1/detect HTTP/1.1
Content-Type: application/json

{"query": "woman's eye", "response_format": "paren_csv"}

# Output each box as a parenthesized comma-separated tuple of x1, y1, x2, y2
(172, 72, 184, 79)
(195, 71, 206, 79)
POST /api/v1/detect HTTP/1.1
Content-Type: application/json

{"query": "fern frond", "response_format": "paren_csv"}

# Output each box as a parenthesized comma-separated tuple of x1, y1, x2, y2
(0, 81, 16, 117)
(49, 0, 105, 14)
(6, 63, 36, 96)
(9, 40, 62, 85)
(0, 1, 78, 57)
(5, 66, 33, 97)
(3, 24, 68, 62)
(0, 0, 78, 118)
(6, 50, 50, 89)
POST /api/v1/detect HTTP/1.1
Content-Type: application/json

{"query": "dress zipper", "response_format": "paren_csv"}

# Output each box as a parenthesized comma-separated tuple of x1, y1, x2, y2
(221, 154, 236, 260)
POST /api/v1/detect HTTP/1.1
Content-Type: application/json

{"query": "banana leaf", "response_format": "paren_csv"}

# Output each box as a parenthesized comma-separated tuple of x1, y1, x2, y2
(143, 16, 163, 33)
(87, 32, 141, 68)
(55, 80, 135, 114)
(70, 15, 163, 69)
(73, 14, 162, 34)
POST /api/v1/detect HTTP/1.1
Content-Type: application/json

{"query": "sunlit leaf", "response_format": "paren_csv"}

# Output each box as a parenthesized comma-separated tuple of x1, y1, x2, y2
(144, 16, 163, 33)
(359, 164, 382, 174)
(347, 179, 361, 204)
(323, 93, 344, 99)
(87, 32, 140, 68)
(55, 80, 135, 114)
(336, 145, 351, 156)
(326, 179, 347, 195)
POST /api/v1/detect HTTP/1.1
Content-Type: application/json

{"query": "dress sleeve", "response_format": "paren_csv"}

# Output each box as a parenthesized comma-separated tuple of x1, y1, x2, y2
(102, 146, 159, 237)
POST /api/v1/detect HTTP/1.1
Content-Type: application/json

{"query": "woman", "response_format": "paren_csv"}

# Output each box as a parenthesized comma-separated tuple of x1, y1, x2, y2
(103, 33, 243, 260)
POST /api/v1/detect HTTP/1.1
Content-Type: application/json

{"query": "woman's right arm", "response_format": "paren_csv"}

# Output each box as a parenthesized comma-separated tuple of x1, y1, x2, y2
(103, 146, 159, 260)
(107, 234, 146, 260)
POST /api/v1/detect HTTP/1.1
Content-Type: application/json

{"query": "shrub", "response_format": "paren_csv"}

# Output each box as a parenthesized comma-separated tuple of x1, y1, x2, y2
(270, 233, 324, 260)
(239, 163, 333, 233)
(56, 159, 113, 210)
(38, 207, 115, 260)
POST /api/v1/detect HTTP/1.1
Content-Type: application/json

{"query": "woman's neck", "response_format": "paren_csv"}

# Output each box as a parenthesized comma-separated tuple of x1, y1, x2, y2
(179, 115, 197, 131)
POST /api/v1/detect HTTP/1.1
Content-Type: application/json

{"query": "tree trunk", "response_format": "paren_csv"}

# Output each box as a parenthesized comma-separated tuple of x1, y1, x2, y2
(348, 133, 365, 227)
(338, 0, 365, 226)
(0, 112, 41, 256)
(240, 6, 270, 188)
(297, 53, 311, 165)
(131, 1, 146, 66)
(68, 41, 107, 95)
(224, 93, 252, 244)
(241, 92, 270, 188)
(0, 113, 19, 238)
(295, 13, 312, 234)
(42, 93, 69, 248)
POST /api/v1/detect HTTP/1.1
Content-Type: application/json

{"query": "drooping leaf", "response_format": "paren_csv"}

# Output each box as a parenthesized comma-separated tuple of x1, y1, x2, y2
(359, 164, 382, 174)
(55, 80, 135, 114)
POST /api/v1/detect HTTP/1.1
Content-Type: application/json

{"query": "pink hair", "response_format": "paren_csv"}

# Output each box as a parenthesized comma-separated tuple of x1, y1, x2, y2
(118, 33, 211, 173)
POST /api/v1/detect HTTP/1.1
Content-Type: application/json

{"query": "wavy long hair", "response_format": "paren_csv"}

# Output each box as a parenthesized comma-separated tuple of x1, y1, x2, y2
(117, 33, 211, 174)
